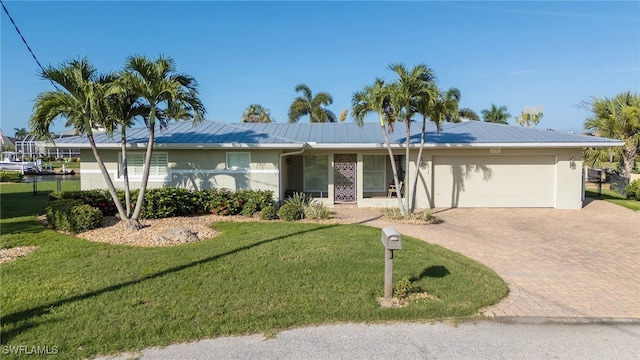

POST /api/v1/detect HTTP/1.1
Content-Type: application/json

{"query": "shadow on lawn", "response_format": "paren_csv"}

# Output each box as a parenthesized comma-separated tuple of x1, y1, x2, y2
(0, 218, 49, 237)
(413, 265, 451, 281)
(0, 223, 342, 342)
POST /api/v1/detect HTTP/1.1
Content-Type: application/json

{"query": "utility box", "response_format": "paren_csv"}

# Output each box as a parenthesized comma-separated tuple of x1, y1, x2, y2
(381, 227, 402, 250)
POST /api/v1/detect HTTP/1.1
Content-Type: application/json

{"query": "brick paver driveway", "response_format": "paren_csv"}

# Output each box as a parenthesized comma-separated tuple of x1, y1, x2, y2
(334, 199, 640, 319)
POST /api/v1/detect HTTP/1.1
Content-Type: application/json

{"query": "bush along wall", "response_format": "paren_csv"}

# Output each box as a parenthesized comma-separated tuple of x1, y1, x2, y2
(48, 188, 275, 220)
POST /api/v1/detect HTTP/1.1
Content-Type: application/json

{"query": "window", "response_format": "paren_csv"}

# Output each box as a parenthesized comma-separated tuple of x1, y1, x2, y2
(125, 152, 168, 177)
(363, 155, 386, 191)
(304, 155, 328, 192)
(226, 152, 250, 170)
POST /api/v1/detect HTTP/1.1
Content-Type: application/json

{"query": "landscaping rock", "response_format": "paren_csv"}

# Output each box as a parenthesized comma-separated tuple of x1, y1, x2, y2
(152, 227, 200, 245)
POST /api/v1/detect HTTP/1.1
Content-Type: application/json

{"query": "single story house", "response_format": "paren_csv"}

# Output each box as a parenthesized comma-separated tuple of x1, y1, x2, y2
(54, 120, 623, 210)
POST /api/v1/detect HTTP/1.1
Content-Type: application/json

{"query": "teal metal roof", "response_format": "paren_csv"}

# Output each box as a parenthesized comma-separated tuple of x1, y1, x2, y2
(53, 120, 623, 148)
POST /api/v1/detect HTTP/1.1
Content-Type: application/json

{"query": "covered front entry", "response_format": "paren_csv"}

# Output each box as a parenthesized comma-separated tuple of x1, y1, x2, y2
(334, 154, 357, 203)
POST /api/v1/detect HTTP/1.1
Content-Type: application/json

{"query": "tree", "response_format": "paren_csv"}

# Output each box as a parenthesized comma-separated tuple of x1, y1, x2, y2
(583, 91, 640, 179)
(352, 78, 404, 211)
(459, 108, 480, 121)
(241, 104, 274, 123)
(387, 63, 438, 214)
(124, 55, 206, 228)
(28, 58, 132, 223)
(481, 104, 511, 124)
(515, 105, 543, 128)
(410, 87, 460, 211)
(288, 84, 337, 123)
(103, 73, 150, 217)
(14, 128, 28, 139)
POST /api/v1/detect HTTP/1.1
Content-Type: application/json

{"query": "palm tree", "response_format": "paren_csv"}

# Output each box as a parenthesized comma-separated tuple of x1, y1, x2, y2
(104, 73, 150, 217)
(410, 87, 461, 211)
(515, 105, 543, 128)
(14, 128, 28, 140)
(288, 84, 337, 123)
(28, 57, 131, 222)
(124, 55, 206, 228)
(352, 78, 404, 211)
(481, 104, 511, 124)
(459, 108, 480, 121)
(387, 63, 438, 214)
(241, 104, 274, 123)
(584, 91, 640, 178)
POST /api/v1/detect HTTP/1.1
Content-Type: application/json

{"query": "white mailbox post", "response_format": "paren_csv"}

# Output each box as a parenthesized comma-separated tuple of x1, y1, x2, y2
(381, 227, 403, 299)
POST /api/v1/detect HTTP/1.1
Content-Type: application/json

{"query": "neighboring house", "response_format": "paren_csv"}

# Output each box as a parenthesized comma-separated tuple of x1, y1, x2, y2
(54, 120, 623, 210)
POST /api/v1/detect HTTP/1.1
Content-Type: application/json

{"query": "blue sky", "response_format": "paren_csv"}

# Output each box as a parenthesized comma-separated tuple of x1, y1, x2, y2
(1, 1, 639, 136)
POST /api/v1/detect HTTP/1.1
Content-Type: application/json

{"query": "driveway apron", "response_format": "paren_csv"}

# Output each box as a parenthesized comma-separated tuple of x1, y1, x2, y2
(333, 199, 640, 319)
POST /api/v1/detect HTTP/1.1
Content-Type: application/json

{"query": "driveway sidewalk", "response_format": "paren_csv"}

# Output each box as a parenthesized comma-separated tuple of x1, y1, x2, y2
(332, 199, 640, 319)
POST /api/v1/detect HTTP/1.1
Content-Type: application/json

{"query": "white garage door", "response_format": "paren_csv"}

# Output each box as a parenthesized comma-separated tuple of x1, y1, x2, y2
(433, 155, 556, 208)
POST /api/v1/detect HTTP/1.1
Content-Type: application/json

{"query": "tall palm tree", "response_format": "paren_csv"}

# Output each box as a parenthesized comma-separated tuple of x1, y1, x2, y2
(241, 104, 274, 123)
(125, 55, 206, 227)
(388, 63, 437, 214)
(104, 73, 150, 217)
(352, 78, 404, 211)
(481, 104, 511, 124)
(515, 105, 543, 128)
(288, 84, 337, 123)
(410, 87, 464, 211)
(584, 91, 640, 178)
(29, 57, 131, 222)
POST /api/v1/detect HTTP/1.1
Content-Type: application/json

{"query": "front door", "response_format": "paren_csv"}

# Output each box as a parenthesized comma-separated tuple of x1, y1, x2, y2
(334, 154, 356, 203)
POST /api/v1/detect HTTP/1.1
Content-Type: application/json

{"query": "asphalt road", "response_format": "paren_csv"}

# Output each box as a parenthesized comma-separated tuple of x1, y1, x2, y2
(98, 320, 640, 360)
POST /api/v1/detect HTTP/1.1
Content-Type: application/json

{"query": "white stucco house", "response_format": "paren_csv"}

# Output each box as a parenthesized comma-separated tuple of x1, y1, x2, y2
(54, 120, 623, 210)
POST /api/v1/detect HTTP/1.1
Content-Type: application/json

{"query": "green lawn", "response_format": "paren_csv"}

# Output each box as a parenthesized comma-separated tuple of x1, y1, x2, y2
(585, 187, 640, 211)
(1, 182, 508, 359)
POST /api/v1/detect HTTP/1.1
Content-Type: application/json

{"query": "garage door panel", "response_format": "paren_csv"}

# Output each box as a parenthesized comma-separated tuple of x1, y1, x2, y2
(433, 155, 555, 208)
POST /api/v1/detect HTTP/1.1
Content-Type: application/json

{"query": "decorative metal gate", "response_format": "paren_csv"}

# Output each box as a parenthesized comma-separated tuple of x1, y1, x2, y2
(334, 154, 356, 203)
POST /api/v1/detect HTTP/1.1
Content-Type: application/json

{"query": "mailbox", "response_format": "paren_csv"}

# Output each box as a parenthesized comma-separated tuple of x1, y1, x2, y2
(381, 227, 402, 250)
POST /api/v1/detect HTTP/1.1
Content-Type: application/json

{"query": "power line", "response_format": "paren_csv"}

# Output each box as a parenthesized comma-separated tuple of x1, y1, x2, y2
(1, 0, 59, 90)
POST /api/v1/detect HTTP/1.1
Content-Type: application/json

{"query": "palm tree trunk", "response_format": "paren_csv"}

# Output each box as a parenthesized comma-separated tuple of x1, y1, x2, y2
(129, 109, 156, 228)
(621, 140, 638, 179)
(120, 126, 131, 217)
(411, 116, 427, 212)
(404, 119, 411, 214)
(87, 132, 129, 222)
(379, 116, 404, 213)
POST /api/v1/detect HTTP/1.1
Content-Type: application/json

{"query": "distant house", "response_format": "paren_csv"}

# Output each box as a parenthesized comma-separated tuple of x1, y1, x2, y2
(54, 120, 623, 209)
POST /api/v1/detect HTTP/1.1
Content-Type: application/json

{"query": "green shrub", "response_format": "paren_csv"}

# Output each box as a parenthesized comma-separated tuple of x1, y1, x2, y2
(70, 204, 103, 232)
(304, 202, 331, 220)
(241, 200, 258, 217)
(50, 189, 118, 216)
(0, 171, 24, 183)
(625, 180, 640, 200)
(141, 187, 197, 219)
(45, 199, 102, 233)
(419, 210, 434, 221)
(382, 207, 404, 220)
(285, 192, 314, 208)
(393, 276, 421, 299)
(259, 205, 278, 220)
(278, 202, 304, 221)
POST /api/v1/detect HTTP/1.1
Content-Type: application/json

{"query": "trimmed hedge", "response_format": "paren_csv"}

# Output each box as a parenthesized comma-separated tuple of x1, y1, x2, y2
(45, 199, 102, 233)
(49, 187, 275, 220)
(0, 171, 24, 183)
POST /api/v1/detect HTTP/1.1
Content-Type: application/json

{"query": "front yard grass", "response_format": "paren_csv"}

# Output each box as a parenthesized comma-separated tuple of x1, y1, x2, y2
(1, 183, 508, 359)
(585, 185, 640, 212)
